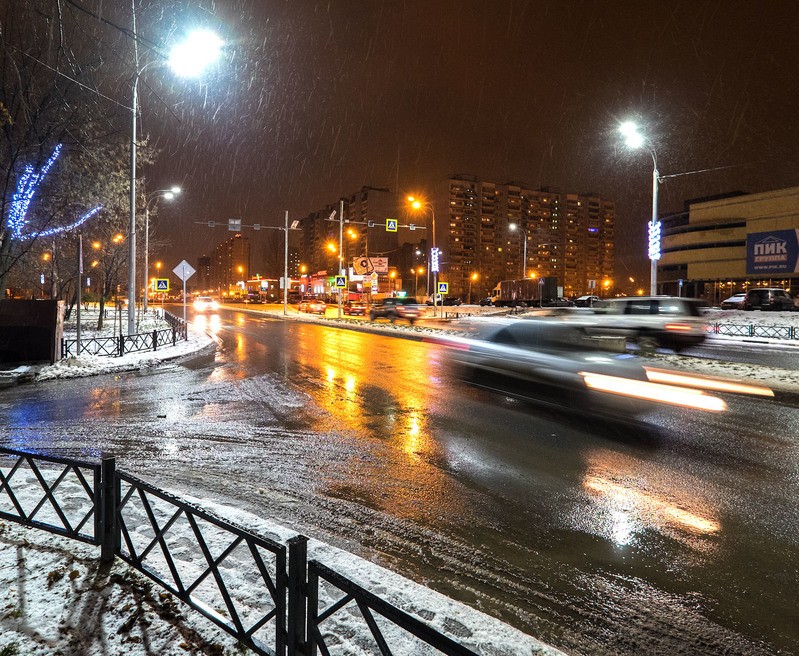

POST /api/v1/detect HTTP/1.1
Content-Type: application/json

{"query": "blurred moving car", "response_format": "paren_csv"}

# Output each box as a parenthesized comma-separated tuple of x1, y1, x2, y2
(369, 297, 421, 324)
(442, 319, 732, 418)
(720, 293, 746, 310)
(588, 296, 708, 352)
(574, 295, 601, 307)
(193, 296, 219, 312)
(298, 297, 327, 314)
(343, 301, 366, 316)
(742, 288, 794, 311)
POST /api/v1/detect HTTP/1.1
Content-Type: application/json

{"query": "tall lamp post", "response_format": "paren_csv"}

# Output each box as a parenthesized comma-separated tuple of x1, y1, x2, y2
(508, 223, 528, 278)
(143, 186, 180, 314)
(408, 196, 438, 316)
(468, 272, 478, 305)
(619, 121, 660, 295)
(127, 24, 222, 335)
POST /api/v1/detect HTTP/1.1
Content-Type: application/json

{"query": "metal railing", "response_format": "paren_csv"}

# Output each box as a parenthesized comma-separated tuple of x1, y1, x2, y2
(0, 448, 484, 656)
(707, 322, 799, 340)
(61, 311, 188, 359)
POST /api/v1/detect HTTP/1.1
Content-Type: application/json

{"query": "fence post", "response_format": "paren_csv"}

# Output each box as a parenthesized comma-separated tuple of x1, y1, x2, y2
(118, 335, 124, 357)
(152, 329, 158, 352)
(287, 535, 309, 656)
(172, 327, 177, 346)
(100, 456, 118, 563)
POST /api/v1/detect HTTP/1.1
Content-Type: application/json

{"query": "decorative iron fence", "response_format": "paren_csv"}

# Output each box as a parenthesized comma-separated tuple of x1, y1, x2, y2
(707, 323, 799, 341)
(61, 311, 188, 359)
(0, 448, 486, 656)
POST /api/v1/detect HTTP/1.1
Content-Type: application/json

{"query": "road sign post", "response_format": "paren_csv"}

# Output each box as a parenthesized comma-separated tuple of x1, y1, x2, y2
(173, 260, 196, 323)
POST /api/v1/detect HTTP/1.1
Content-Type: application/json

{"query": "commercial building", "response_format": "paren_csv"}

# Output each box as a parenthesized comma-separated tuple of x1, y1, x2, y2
(659, 186, 799, 303)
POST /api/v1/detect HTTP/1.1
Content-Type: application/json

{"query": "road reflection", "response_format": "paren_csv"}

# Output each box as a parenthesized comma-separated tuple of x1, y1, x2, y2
(577, 449, 721, 553)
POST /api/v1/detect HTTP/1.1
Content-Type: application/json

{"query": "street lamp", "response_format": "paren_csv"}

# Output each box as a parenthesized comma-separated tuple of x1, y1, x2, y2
(411, 267, 424, 299)
(408, 196, 438, 316)
(468, 272, 478, 305)
(127, 25, 222, 335)
(619, 120, 660, 295)
(143, 186, 180, 314)
(508, 223, 528, 279)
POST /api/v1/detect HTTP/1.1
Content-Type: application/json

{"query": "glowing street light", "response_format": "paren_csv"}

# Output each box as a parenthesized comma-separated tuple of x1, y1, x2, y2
(144, 186, 180, 313)
(127, 23, 222, 335)
(508, 223, 528, 279)
(619, 120, 660, 295)
(408, 196, 438, 315)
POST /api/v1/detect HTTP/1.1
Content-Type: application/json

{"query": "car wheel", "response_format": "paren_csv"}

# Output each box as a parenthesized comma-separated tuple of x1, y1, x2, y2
(369, 312, 376, 321)
(409, 317, 416, 325)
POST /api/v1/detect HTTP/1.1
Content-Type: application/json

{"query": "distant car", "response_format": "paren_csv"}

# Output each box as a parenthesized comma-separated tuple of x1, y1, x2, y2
(720, 293, 746, 310)
(343, 301, 366, 316)
(541, 297, 574, 308)
(574, 295, 601, 307)
(243, 293, 263, 304)
(478, 297, 495, 307)
(742, 288, 794, 311)
(445, 319, 727, 418)
(369, 297, 421, 324)
(298, 297, 326, 315)
(426, 294, 461, 306)
(588, 296, 708, 352)
(193, 296, 219, 312)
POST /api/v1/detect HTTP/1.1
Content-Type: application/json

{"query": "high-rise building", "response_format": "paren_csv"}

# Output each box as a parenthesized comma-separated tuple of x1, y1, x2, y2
(437, 175, 615, 298)
(195, 255, 211, 293)
(209, 234, 250, 293)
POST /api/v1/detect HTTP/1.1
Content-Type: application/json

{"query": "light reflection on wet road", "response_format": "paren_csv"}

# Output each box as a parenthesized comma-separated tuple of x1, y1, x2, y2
(1, 308, 798, 655)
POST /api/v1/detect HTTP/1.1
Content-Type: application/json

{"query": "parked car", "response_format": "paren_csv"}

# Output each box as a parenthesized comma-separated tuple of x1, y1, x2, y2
(574, 295, 601, 307)
(193, 296, 219, 312)
(541, 297, 574, 308)
(369, 297, 421, 324)
(298, 297, 327, 315)
(742, 288, 795, 311)
(343, 301, 366, 316)
(587, 296, 708, 352)
(720, 293, 746, 310)
(478, 297, 495, 307)
(426, 294, 462, 306)
(444, 319, 727, 418)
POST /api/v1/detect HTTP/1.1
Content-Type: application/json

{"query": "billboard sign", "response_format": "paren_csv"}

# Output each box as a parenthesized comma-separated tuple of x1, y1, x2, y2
(352, 257, 388, 275)
(746, 229, 799, 275)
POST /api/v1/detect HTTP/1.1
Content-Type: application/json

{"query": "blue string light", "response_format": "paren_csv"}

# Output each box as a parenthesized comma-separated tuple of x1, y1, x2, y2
(7, 144, 103, 239)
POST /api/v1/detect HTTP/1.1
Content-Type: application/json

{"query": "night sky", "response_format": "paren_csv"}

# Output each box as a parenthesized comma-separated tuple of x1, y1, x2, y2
(127, 0, 799, 281)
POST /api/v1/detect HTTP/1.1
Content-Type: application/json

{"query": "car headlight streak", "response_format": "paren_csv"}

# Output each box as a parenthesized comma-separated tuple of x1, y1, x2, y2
(579, 372, 727, 412)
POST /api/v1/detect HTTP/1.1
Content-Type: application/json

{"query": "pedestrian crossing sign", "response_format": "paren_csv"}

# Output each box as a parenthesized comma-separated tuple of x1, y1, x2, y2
(386, 218, 398, 232)
(438, 282, 448, 294)
(335, 275, 347, 288)
(154, 278, 169, 292)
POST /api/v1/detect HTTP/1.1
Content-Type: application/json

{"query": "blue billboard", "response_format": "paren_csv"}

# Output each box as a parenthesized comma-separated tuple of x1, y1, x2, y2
(746, 229, 799, 275)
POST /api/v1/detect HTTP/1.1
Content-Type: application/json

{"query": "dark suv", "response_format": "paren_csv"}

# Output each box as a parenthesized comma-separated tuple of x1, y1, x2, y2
(743, 288, 795, 311)
(369, 297, 421, 324)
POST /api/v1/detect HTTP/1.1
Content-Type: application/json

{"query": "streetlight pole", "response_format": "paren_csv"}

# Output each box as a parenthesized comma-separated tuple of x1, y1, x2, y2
(127, 14, 222, 334)
(408, 197, 438, 316)
(143, 187, 180, 314)
(619, 121, 660, 296)
(508, 223, 528, 278)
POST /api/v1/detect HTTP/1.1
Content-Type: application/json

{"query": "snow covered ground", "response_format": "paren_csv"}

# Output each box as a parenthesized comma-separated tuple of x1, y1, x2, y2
(1, 305, 798, 655)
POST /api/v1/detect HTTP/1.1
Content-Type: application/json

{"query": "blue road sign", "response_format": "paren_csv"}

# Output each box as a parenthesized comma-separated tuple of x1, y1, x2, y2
(386, 219, 398, 232)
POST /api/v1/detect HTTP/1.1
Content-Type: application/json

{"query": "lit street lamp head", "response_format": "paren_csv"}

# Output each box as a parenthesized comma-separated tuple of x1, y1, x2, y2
(168, 30, 223, 78)
(619, 120, 645, 149)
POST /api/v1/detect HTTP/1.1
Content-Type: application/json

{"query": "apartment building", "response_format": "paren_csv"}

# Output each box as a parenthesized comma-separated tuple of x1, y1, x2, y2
(438, 175, 615, 298)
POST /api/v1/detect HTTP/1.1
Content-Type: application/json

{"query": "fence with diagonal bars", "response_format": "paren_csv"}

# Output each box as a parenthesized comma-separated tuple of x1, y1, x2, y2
(707, 322, 799, 340)
(61, 311, 188, 358)
(0, 448, 481, 656)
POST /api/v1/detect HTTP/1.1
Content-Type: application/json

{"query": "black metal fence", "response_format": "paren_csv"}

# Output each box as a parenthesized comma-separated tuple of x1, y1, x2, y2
(0, 448, 480, 656)
(707, 322, 799, 340)
(60, 311, 188, 358)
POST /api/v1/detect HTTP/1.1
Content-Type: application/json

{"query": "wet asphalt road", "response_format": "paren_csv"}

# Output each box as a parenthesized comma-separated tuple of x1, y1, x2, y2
(1, 309, 797, 655)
